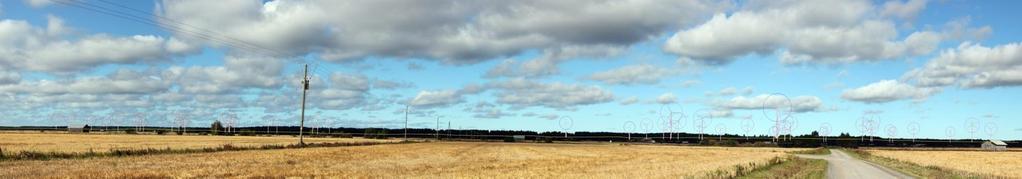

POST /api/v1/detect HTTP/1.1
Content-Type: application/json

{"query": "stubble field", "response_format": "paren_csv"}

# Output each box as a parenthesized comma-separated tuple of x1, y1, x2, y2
(0, 132, 396, 153)
(0, 133, 801, 178)
(867, 149, 1022, 178)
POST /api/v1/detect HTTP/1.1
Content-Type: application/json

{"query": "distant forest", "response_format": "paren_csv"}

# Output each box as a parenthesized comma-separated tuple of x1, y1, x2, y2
(2, 124, 1018, 148)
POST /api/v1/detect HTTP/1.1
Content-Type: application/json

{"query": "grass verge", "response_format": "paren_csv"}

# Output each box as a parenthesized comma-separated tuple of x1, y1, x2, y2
(701, 155, 826, 179)
(841, 149, 994, 179)
(0, 141, 412, 162)
(789, 147, 831, 155)
(736, 157, 826, 179)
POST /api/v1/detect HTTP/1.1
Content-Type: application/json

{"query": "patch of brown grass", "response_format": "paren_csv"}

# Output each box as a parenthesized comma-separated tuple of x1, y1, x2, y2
(866, 149, 1020, 178)
(0, 142, 799, 178)
(0, 132, 395, 153)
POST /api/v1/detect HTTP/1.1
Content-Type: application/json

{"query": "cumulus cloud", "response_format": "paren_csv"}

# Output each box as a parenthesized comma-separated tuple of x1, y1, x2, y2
(663, 0, 939, 65)
(719, 94, 824, 112)
(680, 80, 701, 88)
(837, 41, 1019, 105)
(485, 45, 626, 78)
(588, 64, 675, 85)
(328, 72, 369, 91)
(619, 96, 639, 105)
(903, 42, 1022, 89)
(486, 78, 614, 109)
(163, 56, 283, 94)
(307, 72, 413, 110)
(161, 0, 720, 63)
(709, 87, 753, 96)
(841, 80, 938, 103)
(409, 90, 463, 108)
(880, 0, 928, 22)
(406, 63, 424, 71)
(3, 0, 726, 125)
(0, 17, 199, 73)
(26, 0, 54, 7)
(0, 69, 171, 95)
(464, 102, 513, 119)
(656, 93, 677, 104)
(940, 17, 992, 41)
(708, 109, 734, 118)
(0, 69, 19, 85)
(371, 80, 414, 90)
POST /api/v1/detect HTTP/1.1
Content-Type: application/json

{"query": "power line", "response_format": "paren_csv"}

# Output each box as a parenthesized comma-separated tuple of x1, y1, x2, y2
(52, 0, 285, 57)
(94, 0, 264, 49)
(54, 0, 326, 135)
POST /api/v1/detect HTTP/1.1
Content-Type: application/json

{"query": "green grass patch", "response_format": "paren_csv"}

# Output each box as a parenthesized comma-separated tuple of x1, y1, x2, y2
(840, 149, 992, 179)
(736, 157, 826, 179)
(789, 147, 831, 155)
(701, 156, 825, 179)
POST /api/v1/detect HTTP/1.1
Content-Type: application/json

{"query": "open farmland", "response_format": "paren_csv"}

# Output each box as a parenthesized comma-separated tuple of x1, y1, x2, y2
(0, 132, 396, 153)
(867, 149, 1022, 178)
(0, 139, 800, 178)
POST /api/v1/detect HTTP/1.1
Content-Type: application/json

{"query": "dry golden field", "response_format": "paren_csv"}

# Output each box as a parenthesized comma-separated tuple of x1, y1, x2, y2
(868, 150, 1022, 178)
(0, 141, 800, 178)
(0, 132, 396, 153)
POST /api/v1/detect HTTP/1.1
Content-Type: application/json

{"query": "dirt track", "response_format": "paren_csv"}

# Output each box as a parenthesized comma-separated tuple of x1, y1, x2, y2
(796, 149, 913, 179)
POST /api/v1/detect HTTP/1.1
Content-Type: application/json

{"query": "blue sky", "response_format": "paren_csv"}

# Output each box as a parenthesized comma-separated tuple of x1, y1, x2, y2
(0, 0, 1019, 140)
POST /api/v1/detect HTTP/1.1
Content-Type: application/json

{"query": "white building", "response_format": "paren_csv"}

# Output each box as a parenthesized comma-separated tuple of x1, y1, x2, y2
(981, 140, 1008, 151)
(67, 124, 86, 133)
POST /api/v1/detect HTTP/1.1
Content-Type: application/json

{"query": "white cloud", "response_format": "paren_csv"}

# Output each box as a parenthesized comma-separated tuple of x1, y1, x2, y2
(903, 42, 1022, 89)
(706, 86, 753, 96)
(880, 0, 928, 21)
(841, 80, 938, 103)
(0, 69, 19, 85)
(663, 0, 939, 65)
(314, 88, 366, 110)
(26, 0, 54, 8)
(0, 17, 199, 73)
(538, 114, 560, 120)
(485, 45, 626, 78)
(619, 96, 639, 105)
(406, 63, 424, 71)
(680, 80, 701, 88)
(371, 80, 413, 90)
(163, 56, 283, 94)
(708, 109, 734, 118)
(328, 72, 369, 92)
(464, 102, 512, 119)
(487, 78, 614, 109)
(0, 69, 169, 95)
(409, 90, 462, 108)
(656, 93, 677, 104)
(718, 87, 738, 96)
(720, 94, 824, 112)
(309, 72, 414, 110)
(588, 64, 675, 85)
(940, 17, 992, 41)
(161, 0, 720, 63)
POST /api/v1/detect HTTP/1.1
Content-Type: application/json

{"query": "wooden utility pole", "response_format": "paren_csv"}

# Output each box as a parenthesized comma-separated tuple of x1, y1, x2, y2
(404, 105, 409, 141)
(435, 116, 440, 140)
(299, 64, 309, 145)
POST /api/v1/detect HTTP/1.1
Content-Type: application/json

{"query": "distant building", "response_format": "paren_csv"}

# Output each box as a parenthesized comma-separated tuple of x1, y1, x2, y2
(67, 124, 87, 133)
(512, 135, 526, 142)
(981, 140, 1008, 151)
